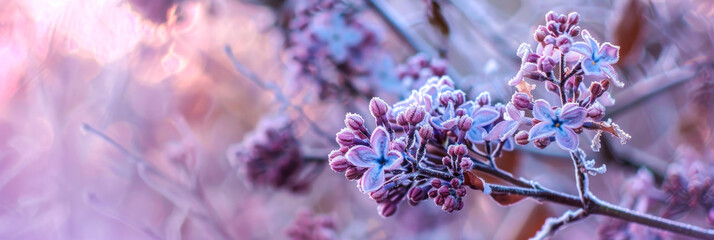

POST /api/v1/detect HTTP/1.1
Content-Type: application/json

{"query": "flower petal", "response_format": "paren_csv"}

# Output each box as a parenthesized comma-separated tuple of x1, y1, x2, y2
(581, 30, 599, 57)
(559, 103, 587, 128)
(384, 150, 403, 170)
(502, 137, 515, 151)
(532, 100, 555, 122)
(570, 42, 592, 57)
(370, 127, 390, 157)
(597, 42, 619, 64)
(466, 127, 486, 143)
(505, 103, 523, 121)
(581, 57, 603, 75)
(555, 127, 579, 151)
(485, 120, 519, 142)
(528, 122, 557, 141)
(601, 64, 624, 87)
(472, 106, 500, 127)
(508, 70, 525, 86)
(345, 146, 379, 168)
(360, 166, 385, 193)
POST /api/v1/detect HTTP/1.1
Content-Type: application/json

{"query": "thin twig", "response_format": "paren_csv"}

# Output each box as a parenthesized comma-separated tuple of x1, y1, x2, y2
(531, 209, 589, 240)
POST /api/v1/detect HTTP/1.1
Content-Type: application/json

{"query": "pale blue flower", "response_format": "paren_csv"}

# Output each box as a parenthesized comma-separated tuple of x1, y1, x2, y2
(571, 30, 623, 87)
(528, 100, 587, 151)
(346, 127, 402, 192)
(464, 106, 500, 143)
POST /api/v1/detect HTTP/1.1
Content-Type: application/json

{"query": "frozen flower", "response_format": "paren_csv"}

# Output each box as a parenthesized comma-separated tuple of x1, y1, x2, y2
(528, 100, 587, 151)
(345, 126, 402, 192)
(465, 106, 500, 143)
(312, 13, 364, 63)
(429, 101, 458, 130)
(485, 103, 522, 142)
(571, 30, 623, 87)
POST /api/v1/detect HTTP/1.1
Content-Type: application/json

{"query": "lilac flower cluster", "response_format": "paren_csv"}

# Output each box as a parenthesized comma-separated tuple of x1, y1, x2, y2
(661, 146, 714, 224)
(285, 0, 391, 99)
(327, 11, 631, 218)
(231, 116, 314, 193)
(286, 210, 338, 240)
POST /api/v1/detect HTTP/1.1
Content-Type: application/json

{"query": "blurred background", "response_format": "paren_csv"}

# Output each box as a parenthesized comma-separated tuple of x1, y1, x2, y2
(1, 0, 713, 239)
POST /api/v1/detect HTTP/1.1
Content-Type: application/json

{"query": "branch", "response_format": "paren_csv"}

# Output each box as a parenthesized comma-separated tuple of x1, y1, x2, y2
(531, 209, 589, 240)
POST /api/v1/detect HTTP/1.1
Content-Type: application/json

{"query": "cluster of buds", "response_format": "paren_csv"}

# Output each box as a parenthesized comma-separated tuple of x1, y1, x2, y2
(329, 76, 519, 217)
(508, 11, 629, 152)
(395, 53, 448, 91)
(661, 146, 714, 224)
(284, 0, 392, 99)
(286, 210, 338, 240)
(231, 116, 315, 193)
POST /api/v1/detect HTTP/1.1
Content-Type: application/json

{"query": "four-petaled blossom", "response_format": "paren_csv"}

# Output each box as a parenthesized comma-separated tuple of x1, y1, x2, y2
(313, 13, 364, 63)
(571, 30, 623, 87)
(465, 106, 500, 143)
(485, 103, 522, 142)
(430, 102, 458, 130)
(528, 100, 587, 151)
(346, 126, 402, 192)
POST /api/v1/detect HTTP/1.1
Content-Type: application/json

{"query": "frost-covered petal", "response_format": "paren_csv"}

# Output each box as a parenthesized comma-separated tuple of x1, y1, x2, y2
(532, 100, 555, 122)
(528, 122, 557, 141)
(570, 41, 592, 56)
(581, 30, 599, 57)
(360, 166, 385, 192)
(502, 137, 515, 151)
(509, 70, 525, 86)
(505, 103, 523, 121)
(370, 127, 390, 157)
(345, 146, 379, 168)
(601, 64, 624, 87)
(485, 120, 519, 141)
(472, 107, 500, 127)
(597, 43, 619, 64)
(555, 127, 579, 151)
(581, 57, 603, 75)
(384, 150, 403, 170)
(559, 103, 587, 128)
(466, 127, 487, 143)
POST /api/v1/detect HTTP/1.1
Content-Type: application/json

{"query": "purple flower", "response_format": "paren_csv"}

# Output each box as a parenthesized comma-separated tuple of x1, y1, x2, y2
(571, 30, 623, 87)
(528, 100, 587, 151)
(464, 106, 500, 143)
(429, 101, 458, 130)
(485, 103, 522, 142)
(313, 13, 364, 63)
(345, 126, 402, 192)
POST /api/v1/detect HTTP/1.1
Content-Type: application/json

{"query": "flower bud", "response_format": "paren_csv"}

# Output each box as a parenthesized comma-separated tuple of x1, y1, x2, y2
(546, 11, 557, 22)
(557, 14, 567, 24)
(452, 144, 467, 158)
(450, 178, 461, 188)
(405, 105, 426, 125)
(538, 56, 556, 73)
(345, 167, 362, 180)
(390, 137, 407, 152)
(457, 116, 473, 132)
(329, 156, 350, 172)
(556, 35, 572, 53)
(438, 186, 450, 197)
(396, 113, 408, 127)
(600, 79, 611, 91)
(453, 91, 466, 107)
(534, 27, 547, 43)
(460, 157, 474, 170)
(456, 186, 467, 197)
(378, 202, 397, 217)
(533, 137, 551, 149)
(441, 156, 452, 167)
(515, 131, 529, 145)
(345, 113, 364, 131)
(546, 81, 559, 93)
(568, 26, 581, 37)
(511, 92, 533, 110)
(428, 189, 438, 199)
(546, 21, 559, 34)
(443, 196, 456, 212)
(544, 35, 556, 45)
(431, 58, 448, 76)
(476, 92, 491, 106)
(526, 53, 540, 63)
(438, 92, 453, 106)
(408, 187, 426, 202)
(419, 125, 434, 141)
(455, 199, 464, 211)
(431, 178, 442, 188)
(589, 82, 604, 99)
(435, 195, 445, 205)
(369, 98, 389, 119)
(567, 12, 580, 25)
(336, 128, 356, 147)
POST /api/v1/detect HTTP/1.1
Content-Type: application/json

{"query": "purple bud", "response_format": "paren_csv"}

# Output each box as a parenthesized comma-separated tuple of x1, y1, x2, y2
(534, 28, 547, 43)
(538, 56, 556, 73)
(556, 35, 572, 53)
(369, 98, 389, 119)
(476, 92, 491, 106)
(390, 137, 407, 152)
(457, 116, 473, 132)
(428, 189, 438, 199)
(455, 199, 464, 211)
(419, 125, 434, 142)
(450, 178, 461, 188)
(438, 92, 453, 107)
(438, 186, 450, 197)
(431, 179, 442, 188)
(515, 131, 529, 145)
(441, 156, 452, 167)
(456, 186, 467, 197)
(568, 26, 581, 37)
(460, 157, 474, 170)
(589, 82, 604, 99)
(546, 21, 559, 34)
(443, 196, 456, 212)
(544, 35, 556, 45)
(378, 203, 397, 217)
(431, 58, 448, 76)
(546, 11, 557, 22)
(453, 91, 466, 106)
(336, 128, 355, 147)
(396, 113, 408, 127)
(329, 156, 350, 172)
(345, 113, 365, 131)
(408, 187, 426, 202)
(589, 105, 605, 121)
(526, 53, 540, 63)
(533, 137, 551, 149)
(345, 167, 362, 180)
(452, 145, 467, 158)
(370, 187, 387, 201)
(511, 92, 532, 110)
(567, 12, 580, 25)
(405, 105, 426, 125)
(435, 195, 445, 205)
(558, 14, 567, 24)
(601, 79, 611, 91)
(545, 81, 559, 93)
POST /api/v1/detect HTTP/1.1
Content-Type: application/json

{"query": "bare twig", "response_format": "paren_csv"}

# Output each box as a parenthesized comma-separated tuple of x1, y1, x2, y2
(531, 209, 589, 240)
